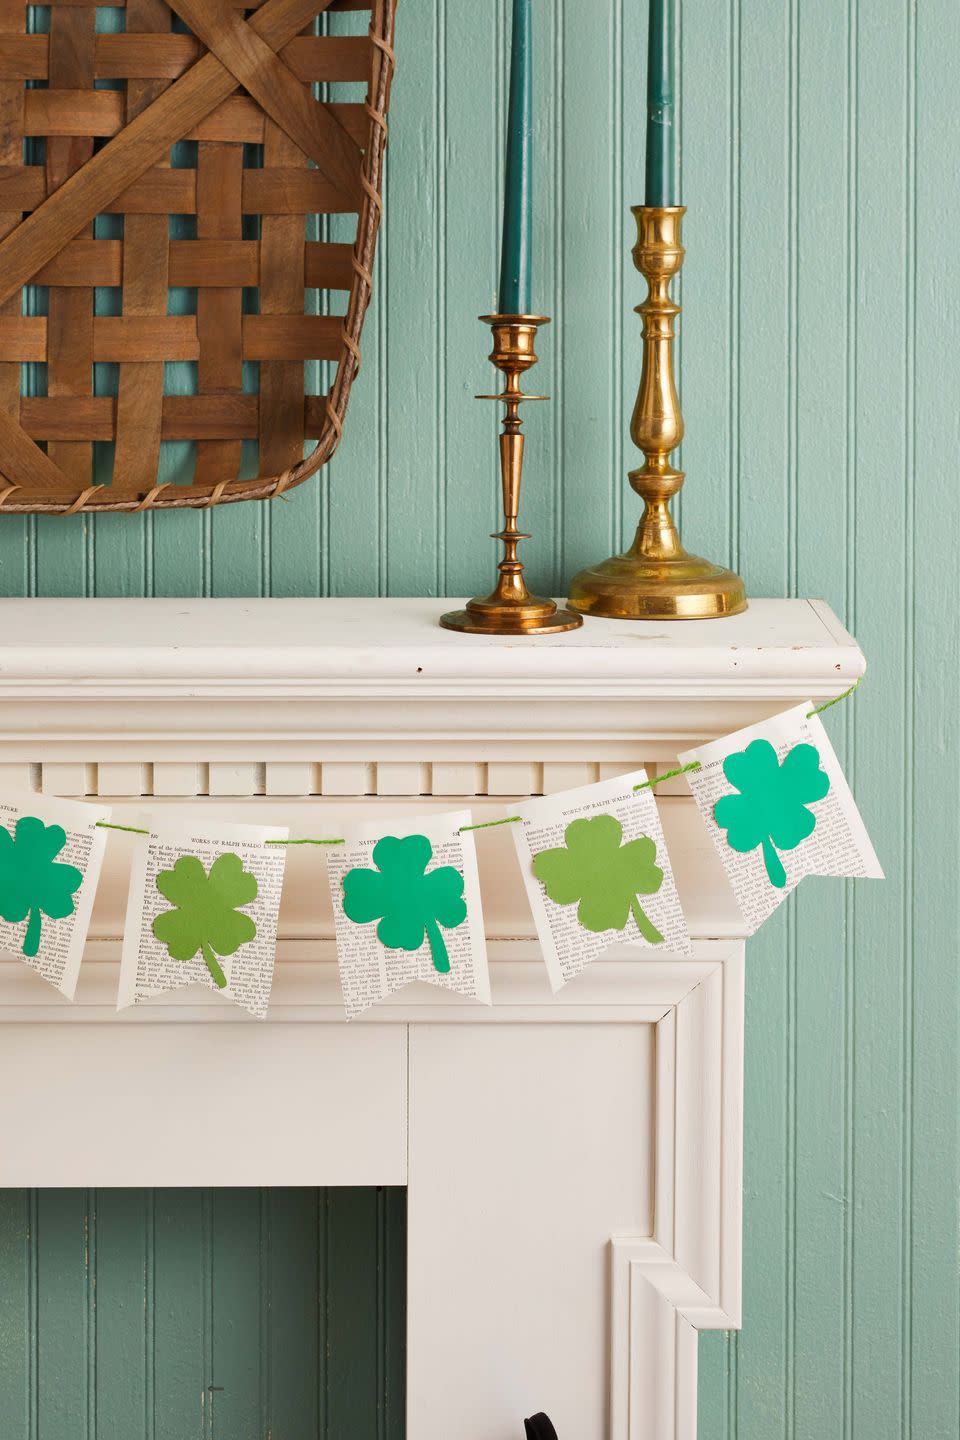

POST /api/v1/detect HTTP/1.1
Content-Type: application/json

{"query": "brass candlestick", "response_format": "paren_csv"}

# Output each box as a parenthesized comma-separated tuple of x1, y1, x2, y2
(440, 314, 582, 635)
(568, 206, 746, 619)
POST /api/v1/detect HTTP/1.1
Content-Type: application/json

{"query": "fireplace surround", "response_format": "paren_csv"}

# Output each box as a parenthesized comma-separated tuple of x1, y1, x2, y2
(0, 596, 864, 1439)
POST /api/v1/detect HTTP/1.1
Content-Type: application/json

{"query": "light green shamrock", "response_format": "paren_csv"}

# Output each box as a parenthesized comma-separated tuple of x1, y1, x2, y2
(531, 814, 665, 944)
(0, 816, 84, 957)
(342, 834, 467, 974)
(713, 738, 830, 888)
(152, 853, 258, 989)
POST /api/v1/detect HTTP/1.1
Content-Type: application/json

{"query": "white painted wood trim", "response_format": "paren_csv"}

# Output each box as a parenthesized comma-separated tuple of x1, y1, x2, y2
(0, 595, 863, 1438)
(0, 955, 700, 1023)
(0, 944, 745, 1437)
(611, 946, 744, 1440)
(0, 598, 862, 699)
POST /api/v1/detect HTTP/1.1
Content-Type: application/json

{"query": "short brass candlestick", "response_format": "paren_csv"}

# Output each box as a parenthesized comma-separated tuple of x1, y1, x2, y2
(568, 207, 746, 619)
(440, 315, 582, 635)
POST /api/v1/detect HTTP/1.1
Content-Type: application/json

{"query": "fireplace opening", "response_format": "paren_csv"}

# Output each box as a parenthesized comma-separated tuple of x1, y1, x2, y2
(0, 1186, 406, 1436)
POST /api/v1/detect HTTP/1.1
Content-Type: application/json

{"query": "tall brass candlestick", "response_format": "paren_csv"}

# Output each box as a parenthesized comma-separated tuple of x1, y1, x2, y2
(440, 315, 582, 635)
(568, 207, 746, 619)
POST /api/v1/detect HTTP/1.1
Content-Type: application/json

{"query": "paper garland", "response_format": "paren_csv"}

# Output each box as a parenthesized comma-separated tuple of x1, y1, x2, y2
(0, 794, 110, 1000)
(714, 739, 830, 887)
(680, 702, 883, 932)
(327, 811, 490, 1020)
(153, 853, 260, 989)
(342, 833, 467, 975)
(0, 697, 881, 1014)
(512, 770, 692, 991)
(118, 817, 289, 1018)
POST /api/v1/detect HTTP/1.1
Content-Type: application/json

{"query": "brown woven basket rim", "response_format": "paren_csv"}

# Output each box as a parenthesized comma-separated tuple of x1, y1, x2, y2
(0, 0, 397, 516)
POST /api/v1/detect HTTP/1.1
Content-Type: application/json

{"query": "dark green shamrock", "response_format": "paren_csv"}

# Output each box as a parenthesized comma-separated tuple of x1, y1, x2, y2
(531, 814, 665, 944)
(152, 853, 258, 989)
(342, 834, 467, 974)
(713, 738, 830, 888)
(0, 815, 84, 957)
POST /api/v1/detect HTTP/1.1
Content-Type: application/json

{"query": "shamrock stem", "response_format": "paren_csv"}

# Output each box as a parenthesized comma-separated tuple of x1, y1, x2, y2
(200, 942, 228, 989)
(23, 908, 41, 957)
(424, 917, 451, 974)
(761, 837, 787, 888)
(630, 897, 664, 947)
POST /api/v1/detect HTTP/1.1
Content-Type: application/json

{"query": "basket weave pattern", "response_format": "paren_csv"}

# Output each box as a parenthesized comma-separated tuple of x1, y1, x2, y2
(0, 0, 396, 514)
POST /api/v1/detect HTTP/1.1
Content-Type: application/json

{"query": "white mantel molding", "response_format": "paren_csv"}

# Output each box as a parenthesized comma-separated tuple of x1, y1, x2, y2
(0, 951, 722, 1022)
(0, 598, 861, 750)
(0, 596, 862, 1440)
(0, 597, 861, 695)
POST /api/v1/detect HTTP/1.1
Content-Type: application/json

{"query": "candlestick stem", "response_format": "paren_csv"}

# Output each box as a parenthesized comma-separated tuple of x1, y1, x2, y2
(568, 207, 746, 620)
(440, 316, 582, 635)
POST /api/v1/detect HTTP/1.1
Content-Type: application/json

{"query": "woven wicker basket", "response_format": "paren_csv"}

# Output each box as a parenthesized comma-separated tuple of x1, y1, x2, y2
(0, 0, 396, 514)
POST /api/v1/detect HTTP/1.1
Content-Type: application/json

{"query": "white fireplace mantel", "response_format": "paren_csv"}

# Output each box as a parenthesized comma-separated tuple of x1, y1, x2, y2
(0, 597, 865, 1440)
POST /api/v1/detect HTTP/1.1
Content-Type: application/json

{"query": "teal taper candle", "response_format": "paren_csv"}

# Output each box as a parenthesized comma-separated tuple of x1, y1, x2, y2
(498, 0, 533, 314)
(644, 0, 677, 206)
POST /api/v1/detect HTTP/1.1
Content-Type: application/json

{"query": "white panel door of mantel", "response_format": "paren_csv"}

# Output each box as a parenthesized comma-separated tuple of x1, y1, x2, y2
(0, 598, 865, 1440)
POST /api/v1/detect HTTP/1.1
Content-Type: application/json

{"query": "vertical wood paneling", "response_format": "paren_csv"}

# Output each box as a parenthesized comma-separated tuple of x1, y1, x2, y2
(613, 0, 637, 557)
(849, 3, 910, 1436)
(0, 1190, 29, 1435)
(0, 5, 956, 1438)
(558, 0, 620, 585)
(678, 0, 733, 574)
(909, 6, 960, 1440)
(265, 1188, 321, 1435)
(521, 0, 560, 596)
(324, 6, 386, 598)
(382, 1, 441, 595)
(153, 1187, 205, 1440)
(440, 0, 499, 598)
(722, 8, 795, 1439)
(210, 1188, 262, 1438)
(95, 1189, 149, 1435)
(34, 1190, 92, 1439)
(0, 1187, 406, 1438)
(790, 4, 853, 1436)
(692, 1, 959, 1438)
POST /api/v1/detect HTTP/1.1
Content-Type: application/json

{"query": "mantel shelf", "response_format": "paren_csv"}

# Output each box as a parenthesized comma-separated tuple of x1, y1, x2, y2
(0, 596, 861, 698)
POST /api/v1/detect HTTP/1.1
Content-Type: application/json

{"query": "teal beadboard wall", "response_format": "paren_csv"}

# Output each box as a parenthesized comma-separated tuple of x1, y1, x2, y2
(0, 1188, 406, 1438)
(0, 3, 957, 1439)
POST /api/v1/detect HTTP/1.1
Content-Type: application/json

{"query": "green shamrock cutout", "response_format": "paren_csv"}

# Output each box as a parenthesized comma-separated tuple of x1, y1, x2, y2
(713, 738, 830, 888)
(0, 816, 83, 957)
(342, 834, 467, 975)
(531, 814, 665, 945)
(152, 853, 258, 989)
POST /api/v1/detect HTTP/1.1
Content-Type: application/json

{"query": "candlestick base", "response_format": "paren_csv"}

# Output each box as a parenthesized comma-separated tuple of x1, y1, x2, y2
(439, 592, 582, 635)
(440, 313, 582, 637)
(568, 205, 746, 621)
(568, 548, 746, 621)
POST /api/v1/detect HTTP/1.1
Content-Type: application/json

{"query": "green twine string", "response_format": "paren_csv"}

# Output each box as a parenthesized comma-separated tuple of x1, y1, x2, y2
(93, 680, 862, 844)
(807, 677, 861, 716)
(629, 678, 863, 792)
(632, 762, 702, 791)
(459, 815, 523, 832)
(94, 823, 348, 842)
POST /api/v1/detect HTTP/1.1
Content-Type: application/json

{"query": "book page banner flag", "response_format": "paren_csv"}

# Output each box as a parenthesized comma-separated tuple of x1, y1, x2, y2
(118, 817, 289, 1018)
(512, 770, 693, 992)
(680, 702, 883, 933)
(0, 684, 880, 1013)
(326, 810, 491, 1020)
(0, 794, 110, 1000)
